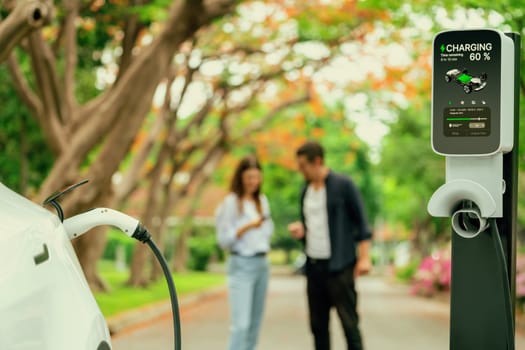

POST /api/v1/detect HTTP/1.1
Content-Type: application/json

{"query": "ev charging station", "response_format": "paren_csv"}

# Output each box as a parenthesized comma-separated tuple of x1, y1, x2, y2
(428, 29, 521, 349)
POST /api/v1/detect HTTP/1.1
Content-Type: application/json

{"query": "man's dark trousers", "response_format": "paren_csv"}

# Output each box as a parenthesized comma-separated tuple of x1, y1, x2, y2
(306, 258, 363, 350)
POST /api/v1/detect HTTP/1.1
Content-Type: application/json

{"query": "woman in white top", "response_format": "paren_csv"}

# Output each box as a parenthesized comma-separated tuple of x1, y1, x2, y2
(216, 155, 274, 350)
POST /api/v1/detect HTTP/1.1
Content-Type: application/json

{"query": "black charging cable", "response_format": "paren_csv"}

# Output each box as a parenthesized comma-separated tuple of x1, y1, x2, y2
(132, 225, 182, 350)
(488, 218, 515, 350)
(41, 180, 182, 349)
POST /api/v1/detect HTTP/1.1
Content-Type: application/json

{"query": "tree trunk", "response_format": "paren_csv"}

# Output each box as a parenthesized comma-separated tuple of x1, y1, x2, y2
(172, 228, 189, 273)
(148, 216, 167, 281)
(134, 93, 217, 281)
(171, 148, 226, 272)
(114, 68, 177, 206)
(69, 187, 113, 292)
(127, 170, 163, 287)
(147, 157, 181, 281)
(285, 249, 292, 265)
(127, 137, 179, 286)
(411, 219, 433, 259)
(19, 114, 29, 194)
(0, 0, 53, 63)
(73, 226, 110, 292)
(128, 242, 151, 287)
(32, 0, 236, 288)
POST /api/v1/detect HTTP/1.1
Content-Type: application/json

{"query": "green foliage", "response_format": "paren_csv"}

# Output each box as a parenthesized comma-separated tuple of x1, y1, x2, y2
(95, 260, 225, 317)
(129, 0, 172, 22)
(73, 0, 177, 80)
(296, 14, 357, 42)
(378, 100, 444, 223)
(0, 64, 53, 194)
(74, 63, 101, 104)
(263, 163, 303, 252)
(102, 229, 136, 264)
(268, 249, 302, 266)
(187, 229, 217, 271)
(395, 258, 420, 283)
(293, 1, 378, 42)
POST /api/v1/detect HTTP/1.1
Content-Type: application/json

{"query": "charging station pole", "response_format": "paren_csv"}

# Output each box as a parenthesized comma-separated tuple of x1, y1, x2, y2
(428, 29, 520, 350)
(500, 32, 521, 321)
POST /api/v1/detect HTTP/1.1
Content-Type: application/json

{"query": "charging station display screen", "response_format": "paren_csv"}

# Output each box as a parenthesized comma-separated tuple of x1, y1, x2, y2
(432, 30, 502, 155)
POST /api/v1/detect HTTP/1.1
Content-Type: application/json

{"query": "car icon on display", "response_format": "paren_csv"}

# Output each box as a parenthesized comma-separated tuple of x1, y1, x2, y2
(445, 68, 466, 83)
(445, 69, 487, 94)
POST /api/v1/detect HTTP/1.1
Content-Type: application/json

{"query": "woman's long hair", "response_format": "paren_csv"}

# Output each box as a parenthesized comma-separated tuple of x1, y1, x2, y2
(229, 155, 263, 215)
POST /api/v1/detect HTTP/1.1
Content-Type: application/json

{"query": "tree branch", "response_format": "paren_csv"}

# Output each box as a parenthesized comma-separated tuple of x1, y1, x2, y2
(38, 0, 237, 202)
(80, 0, 98, 12)
(224, 82, 264, 114)
(142, 92, 215, 187)
(113, 113, 165, 206)
(0, 0, 53, 63)
(170, 39, 197, 118)
(62, 0, 80, 123)
(6, 53, 42, 115)
(76, 0, 233, 155)
(146, 130, 224, 278)
(51, 14, 65, 54)
(202, 45, 267, 60)
(114, 70, 177, 205)
(28, 31, 67, 154)
(232, 92, 311, 141)
(166, 133, 226, 208)
(171, 94, 215, 146)
(115, 0, 152, 83)
(28, 32, 65, 121)
(161, 0, 235, 44)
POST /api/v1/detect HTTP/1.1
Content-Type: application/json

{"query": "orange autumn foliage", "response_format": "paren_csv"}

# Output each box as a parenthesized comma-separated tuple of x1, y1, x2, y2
(131, 131, 147, 153)
(309, 85, 325, 116)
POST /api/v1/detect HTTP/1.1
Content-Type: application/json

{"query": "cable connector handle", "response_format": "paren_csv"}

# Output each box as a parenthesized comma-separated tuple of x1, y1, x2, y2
(63, 208, 141, 240)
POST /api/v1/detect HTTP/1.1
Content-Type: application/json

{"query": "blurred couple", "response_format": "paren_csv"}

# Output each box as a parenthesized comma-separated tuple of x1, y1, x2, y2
(215, 141, 372, 350)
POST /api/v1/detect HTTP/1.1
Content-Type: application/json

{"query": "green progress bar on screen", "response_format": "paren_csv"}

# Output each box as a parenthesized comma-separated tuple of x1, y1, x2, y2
(446, 117, 487, 121)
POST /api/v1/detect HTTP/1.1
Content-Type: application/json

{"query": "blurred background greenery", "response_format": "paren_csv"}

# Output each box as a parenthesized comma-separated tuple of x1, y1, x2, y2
(1, 0, 524, 314)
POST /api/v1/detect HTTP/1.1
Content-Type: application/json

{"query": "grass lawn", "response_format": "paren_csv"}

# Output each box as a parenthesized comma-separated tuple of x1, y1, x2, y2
(94, 260, 225, 317)
(267, 249, 302, 266)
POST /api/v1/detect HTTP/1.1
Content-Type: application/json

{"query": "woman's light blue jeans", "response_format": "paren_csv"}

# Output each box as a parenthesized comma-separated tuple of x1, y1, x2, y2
(227, 255, 269, 350)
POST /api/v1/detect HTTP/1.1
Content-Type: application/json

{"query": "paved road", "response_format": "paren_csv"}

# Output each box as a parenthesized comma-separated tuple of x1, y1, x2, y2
(112, 274, 525, 349)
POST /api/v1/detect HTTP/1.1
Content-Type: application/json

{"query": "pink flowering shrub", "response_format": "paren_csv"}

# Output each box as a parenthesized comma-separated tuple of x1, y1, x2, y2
(411, 248, 452, 297)
(411, 251, 525, 306)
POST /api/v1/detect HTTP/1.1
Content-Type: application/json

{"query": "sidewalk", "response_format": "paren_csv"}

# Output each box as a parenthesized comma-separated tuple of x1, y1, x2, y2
(110, 270, 525, 349)
(110, 272, 438, 349)
(106, 264, 289, 334)
(106, 284, 227, 335)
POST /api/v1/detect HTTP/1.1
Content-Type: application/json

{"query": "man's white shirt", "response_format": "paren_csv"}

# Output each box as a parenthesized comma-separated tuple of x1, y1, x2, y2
(304, 184, 331, 259)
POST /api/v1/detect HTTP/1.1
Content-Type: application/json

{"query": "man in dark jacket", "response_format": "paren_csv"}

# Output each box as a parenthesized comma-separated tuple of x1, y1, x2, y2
(288, 141, 372, 350)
